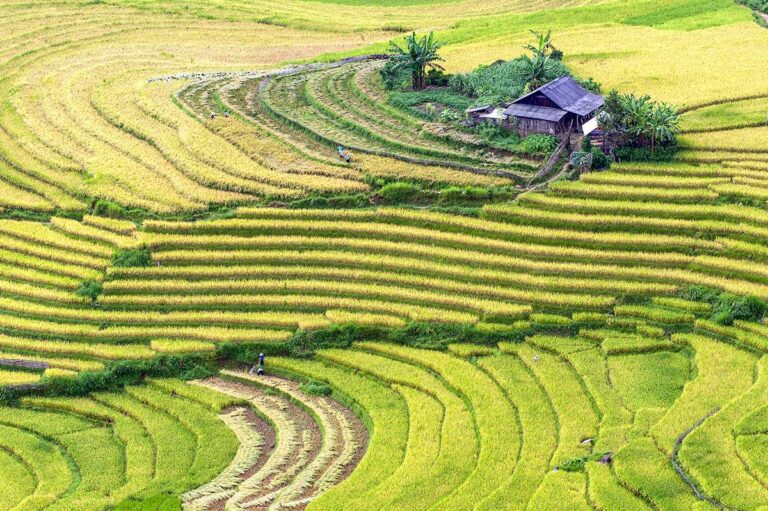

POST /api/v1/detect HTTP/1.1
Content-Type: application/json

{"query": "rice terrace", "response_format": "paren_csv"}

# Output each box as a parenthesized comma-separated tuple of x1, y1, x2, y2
(4, 0, 768, 509)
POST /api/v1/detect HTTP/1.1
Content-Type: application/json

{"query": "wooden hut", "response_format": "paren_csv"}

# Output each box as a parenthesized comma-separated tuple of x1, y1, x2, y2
(465, 105, 494, 126)
(503, 77, 604, 137)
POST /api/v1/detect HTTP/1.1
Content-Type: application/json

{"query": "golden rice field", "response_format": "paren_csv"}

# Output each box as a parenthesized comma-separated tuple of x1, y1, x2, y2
(3, 0, 768, 510)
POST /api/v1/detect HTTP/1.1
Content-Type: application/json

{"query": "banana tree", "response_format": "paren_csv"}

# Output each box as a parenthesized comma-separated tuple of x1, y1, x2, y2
(521, 30, 556, 90)
(647, 103, 680, 155)
(388, 32, 444, 90)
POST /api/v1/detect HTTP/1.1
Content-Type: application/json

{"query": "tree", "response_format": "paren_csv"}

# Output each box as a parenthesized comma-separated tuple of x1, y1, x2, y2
(646, 102, 680, 155)
(597, 89, 681, 159)
(620, 94, 653, 145)
(520, 30, 557, 91)
(387, 32, 444, 91)
(524, 29, 555, 59)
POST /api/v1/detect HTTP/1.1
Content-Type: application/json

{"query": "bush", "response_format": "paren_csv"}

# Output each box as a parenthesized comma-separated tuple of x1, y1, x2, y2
(575, 76, 601, 93)
(378, 181, 421, 203)
(299, 381, 333, 396)
(40, 355, 216, 398)
(590, 147, 611, 170)
(682, 286, 767, 326)
(439, 186, 491, 203)
(440, 109, 463, 122)
(682, 286, 721, 304)
(448, 57, 569, 103)
(114, 494, 181, 511)
(286, 325, 385, 357)
(712, 294, 767, 326)
(426, 68, 450, 87)
(614, 145, 677, 162)
(0, 387, 19, 407)
(112, 247, 152, 267)
(388, 322, 522, 349)
(560, 452, 611, 472)
(740, 0, 768, 12)
(380, 59, 410, 90)
(179, 364, 217, 381)
(75, 280, 102, 302)
(388, 89, 473, 119)
(289, 193, 369, 209)
(522, 134, 558, 154)
(93, 199, 128, 219)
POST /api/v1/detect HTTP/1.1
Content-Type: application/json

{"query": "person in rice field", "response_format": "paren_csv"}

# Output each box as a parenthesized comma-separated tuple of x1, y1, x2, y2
(249, 353, 266, 376)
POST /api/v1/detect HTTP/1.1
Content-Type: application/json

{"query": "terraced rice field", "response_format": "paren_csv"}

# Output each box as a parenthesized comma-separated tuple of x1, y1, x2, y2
(266, 319, 768, 511)
(1, 375, 367, 511)
(3, 0, 768, 509)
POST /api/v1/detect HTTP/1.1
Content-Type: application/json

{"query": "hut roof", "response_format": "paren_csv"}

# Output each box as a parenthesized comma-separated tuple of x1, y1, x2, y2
(466, 104, 493, 114)
(508, 76, 604, 117)
(479, 108, 507, 120)
(504, 103, 568, 122)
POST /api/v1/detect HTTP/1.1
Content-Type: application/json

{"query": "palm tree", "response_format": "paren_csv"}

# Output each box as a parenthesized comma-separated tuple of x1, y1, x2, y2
(388, 32, 444, 91)
(646, 103, 680, 155)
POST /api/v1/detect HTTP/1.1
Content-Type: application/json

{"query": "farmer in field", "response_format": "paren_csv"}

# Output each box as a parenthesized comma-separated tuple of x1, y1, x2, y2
(337, 145, 352, 163)
(249, 353, 266, 376)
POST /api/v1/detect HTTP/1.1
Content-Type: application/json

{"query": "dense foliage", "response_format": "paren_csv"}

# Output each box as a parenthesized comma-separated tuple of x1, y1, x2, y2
(112, 247, 153, 267)
(739, 0, 768, 13)
(449, 57, 570, 106)
(599, 90, 681, 161)
(383, 32, 445, 90)
(448, 31, 599, 107)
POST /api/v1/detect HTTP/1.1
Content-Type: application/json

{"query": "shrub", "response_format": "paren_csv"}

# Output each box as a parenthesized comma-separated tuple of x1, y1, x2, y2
(289, 193, 369, 209)
(575, 76, 601, 93)
(299, 381, 333, 396)
(560, 452, 610, 472)
(522, 134, 558, 154)
(449, 57, 569, 103)
(590, 147, 611, 170)
(112, 247, 152, 267)
(378, 182, 421, 203)
(380, 59, 411, 90)
(682, 286, 721, 304)
(93, 199, 128, 219)
(114, 494, 182, 511)
(683, 286, 767, 325)
(712, 294, 767, 325)
(601, 90, 680, 159)
(426, 68, 450, 86)
(286, 324, 384, 357)
(439, 186, 491, 203)
(440, 109, 463, 122)
(75, 279, 102, 302)
(614, 145, 677, 162)
(40, 355, 216, 397)
(739, 0, 768, 13)
(0, 387, 19, 406)
(180, 364, 217, 381)
(388, 89, 473, 118)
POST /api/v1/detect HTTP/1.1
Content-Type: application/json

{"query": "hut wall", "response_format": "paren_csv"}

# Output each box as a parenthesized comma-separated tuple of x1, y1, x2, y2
(517, 117, 562, 137)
